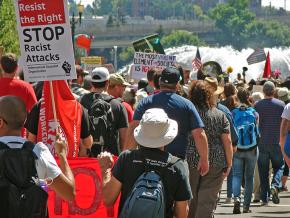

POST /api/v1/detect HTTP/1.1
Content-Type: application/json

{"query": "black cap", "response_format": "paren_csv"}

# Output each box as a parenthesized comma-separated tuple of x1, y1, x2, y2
(160, 67, 181, 84)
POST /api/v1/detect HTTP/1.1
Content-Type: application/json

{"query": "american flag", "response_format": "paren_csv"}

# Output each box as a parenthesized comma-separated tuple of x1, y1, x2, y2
(246, 48, 266, 65)
(192, 47, 202, 71)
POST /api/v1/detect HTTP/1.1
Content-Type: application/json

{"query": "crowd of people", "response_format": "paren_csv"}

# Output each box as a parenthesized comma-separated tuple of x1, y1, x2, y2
(1, 52, 290, 218)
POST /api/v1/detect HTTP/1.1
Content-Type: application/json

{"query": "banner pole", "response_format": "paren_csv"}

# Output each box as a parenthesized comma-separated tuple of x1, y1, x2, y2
(49, 81, 59, 134)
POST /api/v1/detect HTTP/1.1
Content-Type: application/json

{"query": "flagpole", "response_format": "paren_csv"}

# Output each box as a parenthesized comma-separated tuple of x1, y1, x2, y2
(49, 81, 59, 134)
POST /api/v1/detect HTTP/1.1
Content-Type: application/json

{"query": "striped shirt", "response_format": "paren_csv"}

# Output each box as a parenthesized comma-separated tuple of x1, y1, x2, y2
(254, 98, 285, 146)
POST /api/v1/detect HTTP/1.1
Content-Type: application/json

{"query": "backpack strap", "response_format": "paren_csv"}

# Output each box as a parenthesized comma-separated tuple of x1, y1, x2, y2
(22, 141, 38, 160)
(0, 141, 9, 150)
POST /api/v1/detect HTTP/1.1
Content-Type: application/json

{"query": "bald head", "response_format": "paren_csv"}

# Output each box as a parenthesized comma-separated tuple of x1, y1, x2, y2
(0, 96, 27, 130)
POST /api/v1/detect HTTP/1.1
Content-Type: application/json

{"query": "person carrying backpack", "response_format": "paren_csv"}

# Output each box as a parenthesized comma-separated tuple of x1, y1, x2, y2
(79, 67, 128, 156)
(0, 96, 75, 218)
(98, 108, 192, 218)
(231, 87, 260, 214)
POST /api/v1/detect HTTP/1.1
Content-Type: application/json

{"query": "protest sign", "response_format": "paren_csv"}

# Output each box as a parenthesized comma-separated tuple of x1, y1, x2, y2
(48, 158, 119, 218)
(81, 56, 105, 73)
(14, 0, 76, 82)
(252, 85, 263, 93)
(131, 52, 176, 80)
(102, 63, 115, 74)
(133, 34, 165, 54)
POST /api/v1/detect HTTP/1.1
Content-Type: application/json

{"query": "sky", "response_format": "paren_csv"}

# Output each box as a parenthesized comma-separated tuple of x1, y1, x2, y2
(80, 0, 290, 11)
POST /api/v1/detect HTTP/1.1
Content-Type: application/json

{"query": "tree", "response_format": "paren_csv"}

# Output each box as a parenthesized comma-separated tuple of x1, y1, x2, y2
(0, 0, 19, 54)
(161, 30, 206, 48)
(209, 0, 255, 49)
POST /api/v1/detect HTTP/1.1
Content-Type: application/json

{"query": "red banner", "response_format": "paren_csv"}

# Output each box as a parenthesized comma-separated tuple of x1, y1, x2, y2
(48, 158, 119, 218)
(37, 80, 82, 158)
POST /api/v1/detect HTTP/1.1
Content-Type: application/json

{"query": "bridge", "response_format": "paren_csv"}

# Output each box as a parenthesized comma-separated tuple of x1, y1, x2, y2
(75, 19, 218, 48)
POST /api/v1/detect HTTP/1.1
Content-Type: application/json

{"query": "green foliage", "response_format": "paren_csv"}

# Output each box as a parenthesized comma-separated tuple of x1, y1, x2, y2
(209, 1, 255, 49)
(0, 0, 19, 54)
(118, 46, 134, 66)
(161, 30, 206, 48)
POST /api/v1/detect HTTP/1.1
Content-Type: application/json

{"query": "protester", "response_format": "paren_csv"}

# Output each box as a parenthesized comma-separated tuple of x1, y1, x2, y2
(0, 96, 75, 201)
(277, 87, 290, 191)
(108, 73, 133, 122)
(79, 67, 128, 156)
(254, 81, 285, 205)
(204, 78, 238, 204)
(126, 67, 209, 178)
(220, 83, 239, 111)
(98, 108, 192, 218)
(70, 65, 90, 98)
(0, 53, 37, 114)
(25, 82, 93, 157)
(187, 80, 233, 218)
(231, 87, 259, 214)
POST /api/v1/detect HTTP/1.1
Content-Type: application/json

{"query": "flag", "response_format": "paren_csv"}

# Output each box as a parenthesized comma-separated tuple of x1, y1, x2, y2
(37, 80, 82, 158)
(48, 157, 120, 218)
(246, 48, 266, 65)
(192, 47, 202, 71)
(263, 52, 271, 78)
(75, 34, 92, 54)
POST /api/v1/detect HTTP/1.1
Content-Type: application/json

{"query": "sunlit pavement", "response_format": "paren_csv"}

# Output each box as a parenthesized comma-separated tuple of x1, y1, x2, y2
(215, 179, 290, 218)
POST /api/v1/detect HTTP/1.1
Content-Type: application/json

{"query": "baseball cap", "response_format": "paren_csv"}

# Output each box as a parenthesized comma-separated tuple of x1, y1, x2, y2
(91, 67, 110, 82)
(160, 67, 181, 84)
(109, 73, 130, 86)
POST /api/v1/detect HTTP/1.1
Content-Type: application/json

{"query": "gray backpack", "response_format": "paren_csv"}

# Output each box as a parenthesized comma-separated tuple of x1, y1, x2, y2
(119, 155, 179, 218)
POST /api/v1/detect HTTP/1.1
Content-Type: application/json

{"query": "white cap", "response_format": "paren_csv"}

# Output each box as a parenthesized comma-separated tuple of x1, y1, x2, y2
(91, 67, 110, 82)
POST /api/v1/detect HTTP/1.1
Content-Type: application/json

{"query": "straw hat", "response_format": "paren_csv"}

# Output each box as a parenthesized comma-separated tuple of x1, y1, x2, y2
(134, 108, 178, 148)
(204, 77, 224, 95)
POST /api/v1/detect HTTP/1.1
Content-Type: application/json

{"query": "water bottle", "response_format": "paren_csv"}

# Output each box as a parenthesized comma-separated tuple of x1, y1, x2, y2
(39, 179, 48, 192)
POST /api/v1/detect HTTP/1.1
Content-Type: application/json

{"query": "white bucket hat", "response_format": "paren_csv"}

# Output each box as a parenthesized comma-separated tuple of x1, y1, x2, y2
(134, 108, 178, 148)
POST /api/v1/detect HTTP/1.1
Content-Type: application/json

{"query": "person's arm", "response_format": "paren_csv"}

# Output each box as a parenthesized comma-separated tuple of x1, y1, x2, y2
(191, 128, 209, 176)
(118, 127, 128, 151)
(97, 152, 122, 206)
(48, 137, 75, 201)
(280, 118, 290, 165)
(221, 133, 233, 178)
(27, 132, 37, 143)
(124, 120, 139, 150)
(174, 201, 188, 218)
(79, 135, 93, 157)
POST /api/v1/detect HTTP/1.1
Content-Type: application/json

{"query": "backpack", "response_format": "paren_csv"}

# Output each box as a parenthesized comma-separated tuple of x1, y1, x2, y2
(87, 93, 117, 156)
(232, 106, 260, 150)
(119, 154, 180, 218)
(0, 141, 48, 218)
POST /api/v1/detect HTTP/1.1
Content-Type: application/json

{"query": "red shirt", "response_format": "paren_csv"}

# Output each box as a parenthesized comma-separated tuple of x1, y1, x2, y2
(0, 78, 37, 112)
(122, 101, 134, 123)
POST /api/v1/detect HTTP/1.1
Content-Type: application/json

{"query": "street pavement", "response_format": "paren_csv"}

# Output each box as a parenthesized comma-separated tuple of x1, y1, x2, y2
(215, 179, 290, 218)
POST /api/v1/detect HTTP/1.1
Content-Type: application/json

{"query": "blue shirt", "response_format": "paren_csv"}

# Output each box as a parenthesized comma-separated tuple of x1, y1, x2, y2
(134, 91, 204, 158)
(254, 98, 285, 146)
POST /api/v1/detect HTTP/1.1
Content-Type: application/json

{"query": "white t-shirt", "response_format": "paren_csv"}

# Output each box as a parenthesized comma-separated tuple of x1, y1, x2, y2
(0, 136, 61, 180)
(281, 103, 290, 120)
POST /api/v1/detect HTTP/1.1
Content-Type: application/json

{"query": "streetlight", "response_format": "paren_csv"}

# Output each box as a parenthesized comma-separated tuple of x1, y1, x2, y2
(69, 1, 84, 55)
(113, 46, 118, 71)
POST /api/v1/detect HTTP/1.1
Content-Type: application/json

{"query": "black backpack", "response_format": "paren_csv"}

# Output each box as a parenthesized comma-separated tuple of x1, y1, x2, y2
(87, 93, 117, 156)
(0, 141, 48, 218)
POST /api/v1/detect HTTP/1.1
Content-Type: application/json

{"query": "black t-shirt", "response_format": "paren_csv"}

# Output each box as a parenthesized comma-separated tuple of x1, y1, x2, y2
(79, 92, 128, 155)
(112, 147, 192, 218)
(79, 92, 128, 130)
(25, 100, 91, 139)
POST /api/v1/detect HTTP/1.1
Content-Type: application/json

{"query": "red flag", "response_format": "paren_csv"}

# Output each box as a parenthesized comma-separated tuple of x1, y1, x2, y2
(263, 52, 271, 78)
(37, 80, 82, 158)
(75, 34, 92, 53)
(48, 158, 120, 218)
(192, 47, 202, 71)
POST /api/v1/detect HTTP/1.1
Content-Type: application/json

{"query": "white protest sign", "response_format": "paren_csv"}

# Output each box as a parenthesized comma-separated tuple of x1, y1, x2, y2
(132, 52, 176, 80)
(252, 85, 263, 93)
(14, 0, 76, 82)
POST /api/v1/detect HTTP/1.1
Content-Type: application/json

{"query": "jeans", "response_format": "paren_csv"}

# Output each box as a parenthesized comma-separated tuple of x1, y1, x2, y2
(258, 144, 284, 203)
(232, 148, 258, 208)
